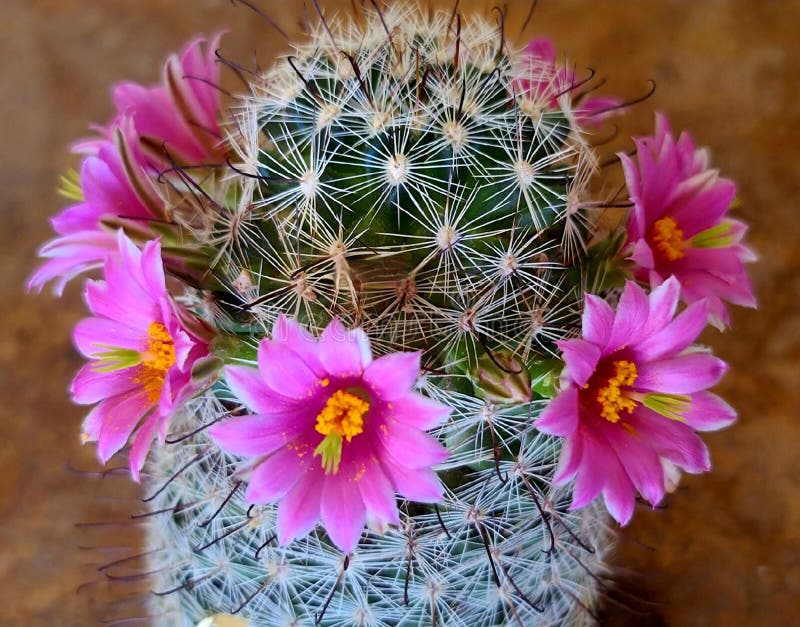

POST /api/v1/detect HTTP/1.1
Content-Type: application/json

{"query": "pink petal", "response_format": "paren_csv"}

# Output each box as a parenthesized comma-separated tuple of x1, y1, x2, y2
(608, 281, 650, 351)
(635, 353, 728, 394)
(71, 363, 139, 404)
(73, 317, 146, 357)
(95, 391, 153, 463)
(209, 412, 310, 458)
(383, 393, 452, 430)
(601, 452, 636, 525)
(363, 351, 422, 400)
(317, 318, 372, 377)
(629, 409, 710, 474)
(636, 299, 708, 362)
(642, 276, 681, 337)
(381, 462, 444, 503)
(224, 364, 300, 414)
(535, 387, 579, 437)
(273, 315, 325, 376)
(684, 392, 737, 431)
(569, 435, 606, 509)
(129, 412, 161, 482)
(582, 294, 615, 348)
(321, 473, 367, 552)
(139, 239, 166, 296)
(552, 433, 583, 484)
(374, 420, 449, 470)
(557, 339, 601, 387)
(356, 459, 400, 526)
(602, 424, 665, 507)
(245, 448, 305, 504)
(276, 475, 324, 546)
(628, 239, 655, 270)
(257, 338, 319, 399)
(85, 276, 157, 330)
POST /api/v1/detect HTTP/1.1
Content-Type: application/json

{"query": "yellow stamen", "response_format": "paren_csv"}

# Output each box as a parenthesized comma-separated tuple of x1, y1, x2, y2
(315, 390, 368, 442)
(596, 360, 638, 423)
(135, 322, 176, 403)
(650, 216, 686, 261)
(313, 390, 370, 474)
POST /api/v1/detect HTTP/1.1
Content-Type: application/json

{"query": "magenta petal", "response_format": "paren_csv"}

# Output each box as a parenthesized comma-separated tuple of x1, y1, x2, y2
(569, 436, 606, 509)
(601, 455, 636, 525)
(628, 239, 655, 270)
(363, 351, 422, 400)
(208, 413, 309, 458)
(129, 412, 161, 482)
(642, 276, 681, 337)
(635, 353, 728, 394)
(71, 364, 139, 404)
(245, 449, 304, 504)
(277, 475, 324, 546)
(73, 316, 147, 357)
(684, 392, 737, 431)
(96, 392, 152, 463)
(257, 339, 319, 399)
(381, 463, 443, 503)
(636, 299, 709, 362)
(317, 318, 372, 377)
(607, 281, 650, 351)
(557, 339, 601, 387)
(375, 421, 448, 470)
(224, 364, 299, 414)
(273, 315, 325, 376)
(356, 460, 400, 525)
(582, 294, 615, 348)
(629, 409, 710, 473)
(536, 387, 579, 437)
(603, 425, 665, 507)
(385, 393, 452, 430)
(321, 474, 367, 552)
(552, 433, 583, 484)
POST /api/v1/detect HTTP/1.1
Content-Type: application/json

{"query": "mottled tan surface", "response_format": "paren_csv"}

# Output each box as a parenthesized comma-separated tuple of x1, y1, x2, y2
(1, 1, 798, 625)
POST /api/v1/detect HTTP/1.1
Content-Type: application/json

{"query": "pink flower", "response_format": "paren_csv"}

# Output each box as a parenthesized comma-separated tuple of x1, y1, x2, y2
(621, 113, 756, 327)
(72, 232, 212, 480)
(536, 277, 736, 525)
(28, 119, 163, 295)
(517, 37, 621, 126)
(209, 316, 452, 553)
(113, 34, 226, 165)
(29, 35, 225, 294)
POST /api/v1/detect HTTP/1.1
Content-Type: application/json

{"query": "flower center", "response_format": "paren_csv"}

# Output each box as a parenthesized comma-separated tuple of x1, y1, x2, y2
(595, 360, 638, 423)
(649, 216, 686, 262)
(313, 390, 369, 475)
(136, 322, 176, 403)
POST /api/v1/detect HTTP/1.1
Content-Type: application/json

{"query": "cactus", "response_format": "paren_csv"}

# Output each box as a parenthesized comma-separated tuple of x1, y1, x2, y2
(139, 3, 615, 625)
(32, 1, 755, 626)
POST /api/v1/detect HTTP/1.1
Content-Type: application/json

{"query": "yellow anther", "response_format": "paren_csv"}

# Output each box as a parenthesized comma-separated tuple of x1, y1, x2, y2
(650, 216, 686, 261)
(313, 389, 370, 475)
(315, 390, 368, 442)
(135, 322, 176, 403)
(596, 360, 638, 424)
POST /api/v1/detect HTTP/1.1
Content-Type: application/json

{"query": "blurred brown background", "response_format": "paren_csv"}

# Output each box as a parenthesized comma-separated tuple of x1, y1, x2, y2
(1, 1, 798, 625)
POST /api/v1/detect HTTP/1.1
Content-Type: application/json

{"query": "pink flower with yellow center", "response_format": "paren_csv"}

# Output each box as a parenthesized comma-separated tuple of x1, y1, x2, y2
(209, 316, 452, 553)
(536, 277, 736, 525)
(621, 112, 756, 327)
(72, 231, 212, 480)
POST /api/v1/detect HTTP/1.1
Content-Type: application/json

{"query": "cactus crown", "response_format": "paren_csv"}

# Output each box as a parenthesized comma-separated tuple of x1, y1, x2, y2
(142, 3, 612, 626)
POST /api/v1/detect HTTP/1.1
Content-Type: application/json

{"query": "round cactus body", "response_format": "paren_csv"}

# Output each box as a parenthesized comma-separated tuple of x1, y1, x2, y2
(143, 4, 614, 626)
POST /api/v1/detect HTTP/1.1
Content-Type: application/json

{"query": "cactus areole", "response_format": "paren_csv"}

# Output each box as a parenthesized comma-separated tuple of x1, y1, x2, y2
(31, 2, 755, 626)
